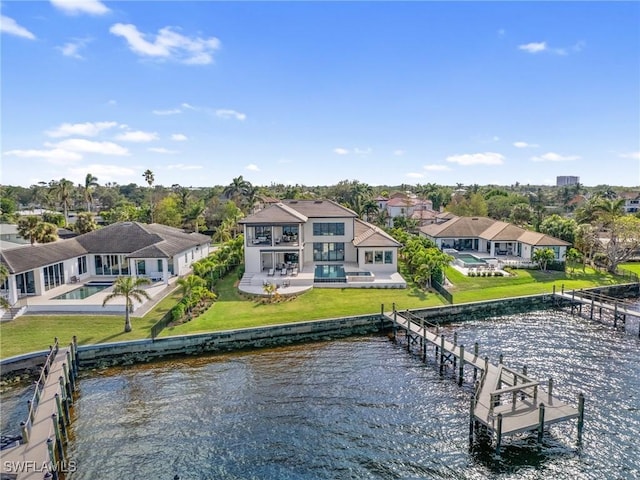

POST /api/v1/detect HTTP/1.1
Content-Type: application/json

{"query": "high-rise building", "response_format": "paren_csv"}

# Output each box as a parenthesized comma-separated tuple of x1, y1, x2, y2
(556, 176, 579, 186)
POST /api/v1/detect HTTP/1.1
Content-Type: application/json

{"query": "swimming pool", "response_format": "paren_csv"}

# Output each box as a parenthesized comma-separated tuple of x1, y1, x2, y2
(454, 253, 487, 268)
(314, 264, 346, 282)
(53, 283, 111, 300)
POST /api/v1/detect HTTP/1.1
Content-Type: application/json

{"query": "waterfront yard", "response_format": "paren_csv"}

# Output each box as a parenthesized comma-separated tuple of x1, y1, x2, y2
(1, 264, 636, 358)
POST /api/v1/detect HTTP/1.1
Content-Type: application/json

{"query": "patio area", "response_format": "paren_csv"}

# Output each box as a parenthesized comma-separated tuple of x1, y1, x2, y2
(8, 275, 180, 317)
(448, 251, 537, 277)
(238, 262, 407, 295)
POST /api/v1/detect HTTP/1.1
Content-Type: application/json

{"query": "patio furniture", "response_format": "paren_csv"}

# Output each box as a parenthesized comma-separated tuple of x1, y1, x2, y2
(267, 268, 275, 276)
(69, 276, 79, 284)
(280, 268, 287, 276)
(283, 280, 290, 288)
(292, 268, 298, 276)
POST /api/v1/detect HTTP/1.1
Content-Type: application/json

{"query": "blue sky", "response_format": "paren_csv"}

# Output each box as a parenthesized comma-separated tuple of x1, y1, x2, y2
(2, 1, 639, 189)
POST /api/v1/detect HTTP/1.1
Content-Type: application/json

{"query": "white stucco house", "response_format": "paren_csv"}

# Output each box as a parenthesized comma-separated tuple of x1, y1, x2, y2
(419, 216, 571, 263)
(0, 222, 211, 310)
(238, 200, 406, 292)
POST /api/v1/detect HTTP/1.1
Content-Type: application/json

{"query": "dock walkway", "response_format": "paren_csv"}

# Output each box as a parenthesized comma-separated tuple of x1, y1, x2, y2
(1, 339, 78, 480)
(387, 308, 583, 449)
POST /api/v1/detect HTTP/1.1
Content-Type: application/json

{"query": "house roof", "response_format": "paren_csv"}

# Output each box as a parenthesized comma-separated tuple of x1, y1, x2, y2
(0, 222, 211, 274)
(240, 203, 308, 224)
(282, 199, 358, 218)
(353, 219, 402, 247)
(420, 216, 571, 247)
(1, 239, 88, 274)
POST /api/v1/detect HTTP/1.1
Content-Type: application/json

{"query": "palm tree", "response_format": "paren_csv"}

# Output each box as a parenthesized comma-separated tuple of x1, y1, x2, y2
(102, 276, 151, 332)
(593, 198, 625, 227)
(17, 216, 41, 245)
(84, 173, 99, 212)
(183, 200, 206, 233)
(177, 274, 206, 315)
(50, 178, 74, 226)
(74, 212, 98, 234)
(34, 222, 59, 243)
(223, 176, 250, 204)
(360, 199, 379, 222)
(142, 169, 155, 222)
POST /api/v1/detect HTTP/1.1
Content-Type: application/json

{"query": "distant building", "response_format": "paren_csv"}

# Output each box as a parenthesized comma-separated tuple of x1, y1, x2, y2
(556, 176, 579, 187)
(620, 192, 640, 214)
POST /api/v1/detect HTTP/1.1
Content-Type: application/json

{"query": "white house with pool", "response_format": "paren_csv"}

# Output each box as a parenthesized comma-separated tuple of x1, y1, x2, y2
(238, 200, 406, 294)
(0, 222, 211, 319)
(419, 216, 571, 272)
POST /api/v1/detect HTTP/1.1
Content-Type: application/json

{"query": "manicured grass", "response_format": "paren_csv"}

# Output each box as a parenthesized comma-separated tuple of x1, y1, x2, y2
(160, 274, 445, 336)
(620, 262, 640, 275)
(0, 290, 182, 359)
(446, 266, 628, 304)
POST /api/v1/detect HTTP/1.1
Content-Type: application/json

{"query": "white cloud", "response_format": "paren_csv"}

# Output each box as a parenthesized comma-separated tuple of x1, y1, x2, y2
(4, 148, 82, 164)
(69, 164, 136, 181)
(334, 148, 349, 155)
(45, 121, 118, 138)
(109, 23, 221, 65)
(393, 149, 405, 156)
(277, 158, 292, 164)
(531, 152, 581, 162)
(115, 130, 158, 142)
(513, 141, 539, 148)
(181, 103, 196, 110)
(245, 164, 260, 172)
(519, 42, 547, 54)
(216, 109, 246, 121)
(107, 100, 117, 106)
(153, 108, 182, 116)
(57, 38, 91, 59)
(519, 40, 585, 56)
(46, 139, 130, 156)
(171, 134, 188, 142)
(166, 163, 203, 170)
(406, 172, 424, 179)
(354, 147, 372, 156)
(446, 152, 505, 166)
(619, 151, 640, 160)
(50, 0, 110, 15)
(498, 29, 506, 38)
(424, 164, 451, 171)
(1, 15, 36, 40)
(148, 147, 178, 154)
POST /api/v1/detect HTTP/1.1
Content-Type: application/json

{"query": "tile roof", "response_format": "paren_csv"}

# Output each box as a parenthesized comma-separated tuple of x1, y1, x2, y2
(240, 203, 308, 224)
(353, 219, 402, 247)
(282, 199, 358, 218)
(421, 216, 496, 238)
(0, 222, 211, 274)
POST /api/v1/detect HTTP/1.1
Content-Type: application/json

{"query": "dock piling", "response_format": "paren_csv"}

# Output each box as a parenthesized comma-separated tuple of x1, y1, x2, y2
(537, 403, 546, 443)
(20, 421, 28, 444)
(548, 378, 554, 403)
(458, 345, 465, 385)
(496, 413, 503, 452)
(577, 393, 585, 445)
(469, 395, 475, 445)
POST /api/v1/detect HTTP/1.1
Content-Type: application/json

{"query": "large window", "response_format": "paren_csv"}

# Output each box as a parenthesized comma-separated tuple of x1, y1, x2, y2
(364, 250, 394, 264)
(94, 255, 129, 275)
(77, 256, 87, 275)
(43, 262, 65, 291)
(313, 242, 345, 261)
(313, 223, 344, 236)
(16, 271, 35, 296)
(136, 260, 146, 275)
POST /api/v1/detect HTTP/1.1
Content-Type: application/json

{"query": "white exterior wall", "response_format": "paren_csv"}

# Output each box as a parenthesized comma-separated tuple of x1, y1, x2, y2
(357, 248, 398, 272)
(244, 243, 263, 273)
(304, 217, 355, 263)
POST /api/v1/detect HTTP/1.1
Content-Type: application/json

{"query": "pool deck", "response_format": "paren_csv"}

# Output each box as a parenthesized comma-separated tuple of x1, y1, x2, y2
(10, 276, 180, 316)
(238, 262, 407, 295)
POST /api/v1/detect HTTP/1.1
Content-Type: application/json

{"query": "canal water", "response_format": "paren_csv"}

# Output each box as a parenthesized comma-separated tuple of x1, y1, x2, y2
(2, 308, 639, 479)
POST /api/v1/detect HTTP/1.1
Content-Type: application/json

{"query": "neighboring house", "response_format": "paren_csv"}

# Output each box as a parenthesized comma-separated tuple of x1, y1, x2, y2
(0, 222, 211, 306)
(556, 176, 579, 187)
(620, 192, 640, 214)
(239, 199, 403, 283)
(419, 216, 570, 262)
(385, 193, 434, 227)
(0, 224, 29, 250)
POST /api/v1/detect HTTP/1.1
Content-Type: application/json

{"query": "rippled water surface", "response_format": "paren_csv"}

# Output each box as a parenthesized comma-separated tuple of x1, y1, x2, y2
(3, 308, 640, 479)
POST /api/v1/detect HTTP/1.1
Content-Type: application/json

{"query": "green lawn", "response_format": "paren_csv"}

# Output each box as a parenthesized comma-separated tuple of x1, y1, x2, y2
(620, 262, 640, 275)
(0, 290, 182, 359)
(446, 266, 627, 303)
(160, 273, 445, 336)
(1, 262, 635, 358)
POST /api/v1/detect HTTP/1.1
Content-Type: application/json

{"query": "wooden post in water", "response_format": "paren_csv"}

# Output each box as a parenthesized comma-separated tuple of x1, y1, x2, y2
(54, 394, 67, 437)
(577, 393, 585, 445)
(392, 308, 397, 341)
(496, 413, 503, 452)
(590, 296, 595, 319)
(46, 438, 56, 475)
(422, 320, 427, 362)
(548, 378, 554, 403)
(499, 354, 503, 365)
(537, 403, 546, 443)
(28, 399, 34, 424)
(63, 363, 72, 400)
(469, 395, 475, 446)
(439, 334, 445, 374)
(52, 413, 65, 463)
(458, 345, 465, 385)
(20, 421, 28, 443)
(66, 352, 75, 391)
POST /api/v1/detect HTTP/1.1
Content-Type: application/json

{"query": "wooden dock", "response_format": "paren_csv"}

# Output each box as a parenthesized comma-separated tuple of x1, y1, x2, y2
(1, 338, 78, 480)
(385, 307, 584, 450)
(553, 286, 640, 334)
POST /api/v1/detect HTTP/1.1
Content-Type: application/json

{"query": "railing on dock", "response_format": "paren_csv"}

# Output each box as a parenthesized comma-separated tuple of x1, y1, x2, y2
(384, 305, 584, 452)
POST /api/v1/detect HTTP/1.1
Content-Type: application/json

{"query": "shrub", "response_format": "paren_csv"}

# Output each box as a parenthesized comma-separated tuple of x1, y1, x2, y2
(171, 302, 186, 322)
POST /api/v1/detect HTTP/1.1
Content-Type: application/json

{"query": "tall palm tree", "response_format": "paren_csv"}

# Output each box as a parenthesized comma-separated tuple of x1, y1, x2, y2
(50, 178, 74, 226)
(84, 173, 99, 212)
(223, 176, 250, 203)
(142, 169, 155, 222)
(593, 198, 625, 227)
(34, 222, 59, 243)
(17, 216, 41, 245)
(102, 276, 151, 332)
